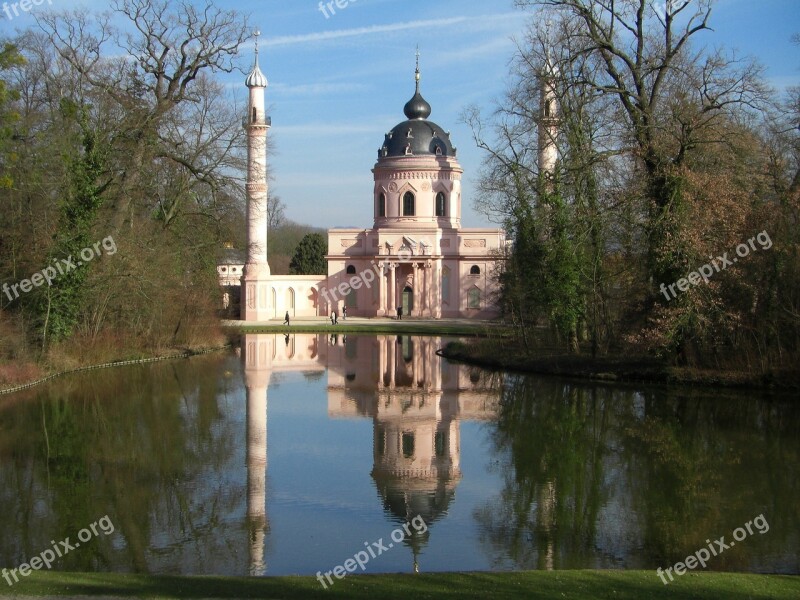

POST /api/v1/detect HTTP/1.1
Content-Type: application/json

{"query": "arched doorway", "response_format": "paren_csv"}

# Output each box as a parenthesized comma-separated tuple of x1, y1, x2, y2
(402, 286, 413, 316)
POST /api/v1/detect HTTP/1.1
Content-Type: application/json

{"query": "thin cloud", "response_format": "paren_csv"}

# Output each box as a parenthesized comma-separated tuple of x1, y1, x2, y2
(270, 82, 371, 96)
(262, 16, 469, 47)
(275, 119, 393, 136)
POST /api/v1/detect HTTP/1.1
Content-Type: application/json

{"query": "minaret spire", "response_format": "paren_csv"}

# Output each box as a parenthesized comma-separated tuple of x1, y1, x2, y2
(415, 45, 421, 93)
(246, 29, 268, 89)
(403, 46, 431, 120)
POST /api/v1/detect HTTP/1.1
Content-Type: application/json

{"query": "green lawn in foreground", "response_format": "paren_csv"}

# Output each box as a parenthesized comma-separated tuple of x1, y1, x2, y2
(2, 570, 798, 599)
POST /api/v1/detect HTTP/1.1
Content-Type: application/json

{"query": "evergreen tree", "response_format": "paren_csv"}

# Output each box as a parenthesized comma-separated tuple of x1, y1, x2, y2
(289, 233, 327, 275)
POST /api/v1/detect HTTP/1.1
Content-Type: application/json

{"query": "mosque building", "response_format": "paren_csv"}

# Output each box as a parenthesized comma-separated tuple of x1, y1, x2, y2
(222, 42, 515, 321)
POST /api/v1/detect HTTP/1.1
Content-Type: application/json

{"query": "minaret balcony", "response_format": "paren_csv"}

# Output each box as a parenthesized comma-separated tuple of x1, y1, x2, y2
(243, 115, 272, 129)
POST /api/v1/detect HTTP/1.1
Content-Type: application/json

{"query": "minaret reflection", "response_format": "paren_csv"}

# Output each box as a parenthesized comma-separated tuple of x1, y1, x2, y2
(327, 335, 499, 570)
(242, 334, 271, 576)
(241, 333, 327, 575)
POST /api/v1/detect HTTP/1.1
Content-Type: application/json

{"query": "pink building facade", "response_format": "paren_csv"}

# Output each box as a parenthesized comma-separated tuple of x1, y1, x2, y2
(323, 62, 505, 319)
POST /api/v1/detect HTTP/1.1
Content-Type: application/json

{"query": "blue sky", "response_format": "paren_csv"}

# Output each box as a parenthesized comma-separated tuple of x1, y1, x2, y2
(2, 0, 798, 229)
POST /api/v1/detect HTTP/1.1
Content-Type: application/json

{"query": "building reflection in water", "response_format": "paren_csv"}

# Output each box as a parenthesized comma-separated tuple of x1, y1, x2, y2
(241, 333, 498, 574)
(326, 335, 499, 571)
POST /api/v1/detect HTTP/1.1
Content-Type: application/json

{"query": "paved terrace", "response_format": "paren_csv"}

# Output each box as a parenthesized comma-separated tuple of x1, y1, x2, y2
(222, 316, 505, 334)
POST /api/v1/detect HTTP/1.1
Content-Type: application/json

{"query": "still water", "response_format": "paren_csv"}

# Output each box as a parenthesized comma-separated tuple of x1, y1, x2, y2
(0, 334, 798, 577)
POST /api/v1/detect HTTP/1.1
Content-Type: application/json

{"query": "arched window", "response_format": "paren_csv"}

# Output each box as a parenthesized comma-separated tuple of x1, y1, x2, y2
(435, 192, 446, 217)
(470, 265, 481, 275)
(468, 287, 481, 309)
(252, 107, 257, 123)
(544, 100, 551, 117)
(346, 265, 357, 275)
(403, 191, 415, 216)
(286, 287, 295, 309)
(378, 193, 386, 217)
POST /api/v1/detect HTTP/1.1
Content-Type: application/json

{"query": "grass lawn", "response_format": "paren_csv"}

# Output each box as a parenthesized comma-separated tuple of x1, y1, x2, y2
(2, 570, 798, 599)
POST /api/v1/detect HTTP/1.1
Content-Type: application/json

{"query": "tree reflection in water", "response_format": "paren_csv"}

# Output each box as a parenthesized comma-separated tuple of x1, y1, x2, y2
(475, 377, 800, 573)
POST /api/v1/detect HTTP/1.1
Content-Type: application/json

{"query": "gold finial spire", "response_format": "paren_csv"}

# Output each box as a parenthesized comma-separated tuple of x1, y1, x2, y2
(254, 29, 261, 59)
(415, 45, 421, 90)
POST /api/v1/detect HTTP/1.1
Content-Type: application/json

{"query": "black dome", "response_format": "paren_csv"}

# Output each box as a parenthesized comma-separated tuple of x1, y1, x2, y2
(403, 91, 431, 120)
(378, 60, 457, 159)
(380, 119, 455, 158)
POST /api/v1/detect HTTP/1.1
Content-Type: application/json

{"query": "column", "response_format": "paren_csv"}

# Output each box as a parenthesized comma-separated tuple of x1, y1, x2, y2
(412, 263, 420, 317)
(378, 262, 386, 317)
(378, 335, 386, 388)
(433, 260, 442, 319)
(389, 333, 396, 388)
(424, 263, 431, 317)
(413, 336, 421, 383)
(387, 264, 396, 315)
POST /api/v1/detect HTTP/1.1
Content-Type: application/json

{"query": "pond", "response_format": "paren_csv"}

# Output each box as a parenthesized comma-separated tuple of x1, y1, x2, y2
(0, 333, 797, 579)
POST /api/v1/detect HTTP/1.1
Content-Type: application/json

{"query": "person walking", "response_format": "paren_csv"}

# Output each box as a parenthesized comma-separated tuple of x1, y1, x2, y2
(283, 311, 290, 326)
(396, 306, 403, 320)
(333, 308, 339, 324)
(342, 305, 347, 320)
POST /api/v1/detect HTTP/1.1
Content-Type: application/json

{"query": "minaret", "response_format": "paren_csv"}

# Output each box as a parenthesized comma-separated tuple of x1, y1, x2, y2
(538, 55, 559, 181)
(242, 31, 272, 322)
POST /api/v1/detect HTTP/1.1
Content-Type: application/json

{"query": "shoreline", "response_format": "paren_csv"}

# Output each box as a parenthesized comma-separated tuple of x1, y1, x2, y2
(3, 318, 797, 394)
(438, 341, 800, 391)
(0, 346, 228, 396)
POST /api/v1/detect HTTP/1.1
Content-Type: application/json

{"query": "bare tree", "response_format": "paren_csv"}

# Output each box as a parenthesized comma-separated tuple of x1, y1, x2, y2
(268, 194, 286, 230)
(36, 0, 250, 230)
(514, 0, 768, 286)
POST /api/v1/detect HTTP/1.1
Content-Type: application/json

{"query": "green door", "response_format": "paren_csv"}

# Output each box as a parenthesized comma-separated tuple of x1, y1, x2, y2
(402, 286, 413, 316)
